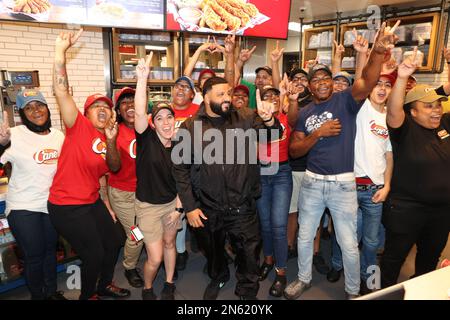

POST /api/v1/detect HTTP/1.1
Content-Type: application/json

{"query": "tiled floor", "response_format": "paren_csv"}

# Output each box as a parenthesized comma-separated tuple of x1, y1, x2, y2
(1, 232, 449, 300)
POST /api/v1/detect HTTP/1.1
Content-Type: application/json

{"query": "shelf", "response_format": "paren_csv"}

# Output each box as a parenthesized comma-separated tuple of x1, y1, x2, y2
(306, 47, 332, 50)
(119, 39, 173, 47)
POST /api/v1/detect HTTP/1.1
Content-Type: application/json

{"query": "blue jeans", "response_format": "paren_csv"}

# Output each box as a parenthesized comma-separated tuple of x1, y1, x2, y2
(7, 210, 58, 300)
(331, 189, 383, 281)
(297, 174, 360, 295)
(256, 163, 293, 270)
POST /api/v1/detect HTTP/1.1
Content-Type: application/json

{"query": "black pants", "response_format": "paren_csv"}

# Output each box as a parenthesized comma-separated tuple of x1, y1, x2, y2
(48, 198, 124, 300)
(195, 211, 261, 297)
(7, 210, 58, 300)
(380, 198, 450, 288)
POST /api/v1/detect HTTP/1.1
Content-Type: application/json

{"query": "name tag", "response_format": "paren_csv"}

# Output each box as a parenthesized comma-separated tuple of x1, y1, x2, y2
(437, 129, 449, 140)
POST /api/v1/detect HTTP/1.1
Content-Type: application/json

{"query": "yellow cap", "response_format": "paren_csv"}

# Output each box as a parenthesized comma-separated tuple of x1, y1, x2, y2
(404, 84, 448, 104)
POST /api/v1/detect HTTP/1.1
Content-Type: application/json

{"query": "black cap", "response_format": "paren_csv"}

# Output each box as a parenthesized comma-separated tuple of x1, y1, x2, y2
(289, 68, 308, 80)
(261, 86, 280, 98)
(307, 64, 332, 81)
(255, 66, 273, 76)
(151, 102, 174, 119)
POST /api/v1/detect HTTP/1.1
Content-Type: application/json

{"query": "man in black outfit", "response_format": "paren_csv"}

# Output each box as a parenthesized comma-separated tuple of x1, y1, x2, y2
(172, 76, 282, 300)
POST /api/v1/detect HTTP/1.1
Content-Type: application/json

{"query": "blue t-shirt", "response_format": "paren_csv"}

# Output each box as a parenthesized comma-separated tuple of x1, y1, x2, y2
(296, 88, 362, 175)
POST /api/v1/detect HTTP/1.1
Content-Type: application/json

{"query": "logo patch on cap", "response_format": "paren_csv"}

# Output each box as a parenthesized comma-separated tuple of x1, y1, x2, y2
(437, 129, 449, 140)
(23, 90, 39, 97)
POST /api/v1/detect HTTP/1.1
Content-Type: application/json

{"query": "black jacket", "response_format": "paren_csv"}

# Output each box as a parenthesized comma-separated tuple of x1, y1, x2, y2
(172, 104, 283, 225)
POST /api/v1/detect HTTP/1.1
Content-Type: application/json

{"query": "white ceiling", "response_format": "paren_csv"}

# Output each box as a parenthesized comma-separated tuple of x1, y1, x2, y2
(289, 0, 443, 21)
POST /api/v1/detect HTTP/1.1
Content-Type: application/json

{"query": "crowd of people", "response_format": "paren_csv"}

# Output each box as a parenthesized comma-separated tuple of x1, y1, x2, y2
(0, 20, 449, 300)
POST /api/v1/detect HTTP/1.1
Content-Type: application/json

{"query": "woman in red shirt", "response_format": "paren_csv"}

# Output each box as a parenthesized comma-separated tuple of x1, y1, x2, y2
(47, 29, 129, 300)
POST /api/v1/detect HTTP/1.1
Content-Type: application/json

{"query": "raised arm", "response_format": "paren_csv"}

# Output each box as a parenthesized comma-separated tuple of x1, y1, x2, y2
(105, 110, 121, 173)
(270, 41, 284, 89)
(331, 40, 345, 75)
(352, 22, 399, 101)
(223, 34, 236, 88)
(235, 45, 257, 85)
(134, 53, 153, 134)
(352, 28, 370, 81)
(386, 47, 418, 128)
(53, 29, 83, 128)
(441, 48, 450, 95)
(0, 111, 11, 146)
(184, 37, 212, 78)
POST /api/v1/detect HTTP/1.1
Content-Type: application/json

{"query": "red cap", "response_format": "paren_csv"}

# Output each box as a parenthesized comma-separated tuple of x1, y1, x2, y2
(198, 69, 216, 82)
(233, 84, 249, 96)
(84, 93, 113, 115)
(114, 87, 135, 105)
(379, 71, 397, 86)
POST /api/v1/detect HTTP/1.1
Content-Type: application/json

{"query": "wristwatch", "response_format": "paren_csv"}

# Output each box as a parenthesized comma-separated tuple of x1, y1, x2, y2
(175, 207, 184, 213)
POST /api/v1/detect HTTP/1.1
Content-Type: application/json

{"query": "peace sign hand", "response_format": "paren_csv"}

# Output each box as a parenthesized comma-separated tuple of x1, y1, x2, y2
(136, 52, 153, 80)
(256, 88, 274, 122)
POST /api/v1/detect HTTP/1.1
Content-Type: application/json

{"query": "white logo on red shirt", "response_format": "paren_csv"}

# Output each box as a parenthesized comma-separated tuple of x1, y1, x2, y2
(33, 149, 59, 165)
(92, 138, 106, 159)
(369, 120, 389, 139)
(129, 139, 136, 159)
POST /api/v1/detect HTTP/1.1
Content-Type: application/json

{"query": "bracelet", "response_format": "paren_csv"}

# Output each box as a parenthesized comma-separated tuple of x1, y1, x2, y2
(263, 116, 273, 123)
(175, 207, 184, 213)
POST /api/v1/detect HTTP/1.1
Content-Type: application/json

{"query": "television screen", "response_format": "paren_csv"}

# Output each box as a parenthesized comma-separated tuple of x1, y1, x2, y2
(166, 0, 291, 39)
(0, 0, 165, 30)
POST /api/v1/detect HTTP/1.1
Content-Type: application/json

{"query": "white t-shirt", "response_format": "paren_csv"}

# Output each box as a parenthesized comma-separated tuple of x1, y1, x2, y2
(354, 99, 392, 185)
(0, 126, 65, 216)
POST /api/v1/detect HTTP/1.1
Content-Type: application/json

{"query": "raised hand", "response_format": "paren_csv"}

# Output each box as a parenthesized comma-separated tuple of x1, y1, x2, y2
(256, 88, 274, 121)
(382, 56, 398, 75)
(287, 81, 305, 101)
(136, 52, 153, 80)
(238, 45, 257, 63)
(279, 73, 289, 97)
(333, 40, 345, 55)
(372, 21, 400, 55)
(55, 28, 83, 54)
(352, 28, 369, 53)
(223, 33, 236, 54)
(0, 111, 11, 146)
(443, 47, 450, 63)
(270, 40, 285, 62)
(105, 109, 118, 141)
(305, 56, 319, 71)
(397, 46, 418, 79)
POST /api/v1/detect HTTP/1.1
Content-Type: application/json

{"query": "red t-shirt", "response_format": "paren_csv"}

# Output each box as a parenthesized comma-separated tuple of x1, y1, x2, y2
(258, 113, 291, 163)
(49, 111, 109, 205)
(108, 123, 137, 192)
(149, 103, 199, 128)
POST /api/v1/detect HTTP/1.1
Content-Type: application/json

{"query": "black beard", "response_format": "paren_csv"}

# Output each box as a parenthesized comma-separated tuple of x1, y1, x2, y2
(19, 107, 51, 133)
(210, 101, 232, 118)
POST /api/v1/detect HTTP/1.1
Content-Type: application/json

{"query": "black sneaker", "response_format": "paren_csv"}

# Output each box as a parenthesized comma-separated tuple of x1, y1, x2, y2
(313, 253, 330, 275)
(142, 288, 157, 300)
(176, 251, 189, 271)
(161, 282, 176, 300)
(327, 268, 342, 283)
(124, 268, 144, 288)
(97, 283, 131, 299)
(46, 291, 67, 300)
(203, 280, 226, 300)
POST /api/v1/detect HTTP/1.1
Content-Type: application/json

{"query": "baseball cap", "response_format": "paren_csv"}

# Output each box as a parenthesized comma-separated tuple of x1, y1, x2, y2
(233, 84, 249, 96)
(379, 73, 397, 86)
(289, 68, 308, 80)
(151, 101, 175, 119)
(198, 69, 216, 81)
(114, 87, 135, 105)
(175, 76, 195, 93)
(333, 71, 354, 85)
(308, 64, 332, 81)
(16, 89, 47, 109)
(404, 84, 448, 105)
(261, 86, 280, 98)
(84, 93, 113, 115)
(255, 66, 273, 76)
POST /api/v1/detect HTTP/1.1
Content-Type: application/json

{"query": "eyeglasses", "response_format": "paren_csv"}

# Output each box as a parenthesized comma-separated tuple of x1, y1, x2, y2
(23, 103, 47, 113)
(292, 76, 308, 82)
(174, 83, 192, 92)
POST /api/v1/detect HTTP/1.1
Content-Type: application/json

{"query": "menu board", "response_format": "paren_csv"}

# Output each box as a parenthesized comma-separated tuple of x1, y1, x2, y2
(0, 0, 165, 30)
(166, 0, 291, 39)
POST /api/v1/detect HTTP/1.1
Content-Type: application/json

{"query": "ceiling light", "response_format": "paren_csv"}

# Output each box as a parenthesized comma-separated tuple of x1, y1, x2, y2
(144, 45, 167, 51)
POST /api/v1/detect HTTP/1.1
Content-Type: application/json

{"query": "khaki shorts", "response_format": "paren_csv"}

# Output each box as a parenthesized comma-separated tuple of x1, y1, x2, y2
(289, 171, 305, 213)
(135, 198, 181, 244)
